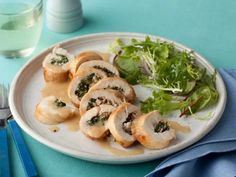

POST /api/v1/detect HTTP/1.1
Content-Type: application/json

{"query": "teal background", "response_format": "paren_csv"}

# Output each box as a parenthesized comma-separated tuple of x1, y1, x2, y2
(1, 0, 236, 176)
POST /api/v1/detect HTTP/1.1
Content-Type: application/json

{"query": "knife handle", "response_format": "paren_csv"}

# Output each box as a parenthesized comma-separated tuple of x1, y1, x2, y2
(0, 127, 10, 177)
(8, 119, 38, 177)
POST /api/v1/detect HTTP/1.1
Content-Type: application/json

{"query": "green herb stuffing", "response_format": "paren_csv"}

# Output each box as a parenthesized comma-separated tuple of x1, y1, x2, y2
(51, 54, 69, 65)
(93, 65, 115, 77)
(122, 113, 135, 135)
(87, 98, 97, 110)
(107, 85, 124, 92)
(87, 97, 114, 110)
(75, 73, 102, 99)
(155, 121, 170, 133)
(87, 112, 110, 126)
(54, 99, 66, 107)
(110, 37, 219, 116)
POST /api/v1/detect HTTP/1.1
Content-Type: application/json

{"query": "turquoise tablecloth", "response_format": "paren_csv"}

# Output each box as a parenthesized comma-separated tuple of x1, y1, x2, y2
(1, 0, 236, 177)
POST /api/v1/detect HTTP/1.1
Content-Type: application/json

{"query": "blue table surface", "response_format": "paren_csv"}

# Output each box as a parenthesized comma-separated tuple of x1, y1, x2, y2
(1, 0, 236, 177)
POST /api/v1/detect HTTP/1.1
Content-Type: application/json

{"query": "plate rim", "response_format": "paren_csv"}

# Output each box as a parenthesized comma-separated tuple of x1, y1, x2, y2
(9, 32, 227, 164)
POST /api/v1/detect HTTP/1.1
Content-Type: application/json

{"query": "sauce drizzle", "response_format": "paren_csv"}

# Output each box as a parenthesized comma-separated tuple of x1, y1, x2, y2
(64, 112, 80, 132)
(49, 126, 60, 133)
(41, 81, 81, 131)
(97, 141, 144, 156)
(168, 121, 191, 133)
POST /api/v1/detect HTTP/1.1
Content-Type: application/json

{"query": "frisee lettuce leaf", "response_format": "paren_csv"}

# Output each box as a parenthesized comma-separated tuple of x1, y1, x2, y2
(140, 91, 183, 115)
(141, 85, 218, 117)
(112, 37, 204, 94)
(110, 37, 219, 116)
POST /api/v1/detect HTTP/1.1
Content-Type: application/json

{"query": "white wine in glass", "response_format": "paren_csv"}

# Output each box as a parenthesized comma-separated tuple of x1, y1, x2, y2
(0, 0, 43, 58)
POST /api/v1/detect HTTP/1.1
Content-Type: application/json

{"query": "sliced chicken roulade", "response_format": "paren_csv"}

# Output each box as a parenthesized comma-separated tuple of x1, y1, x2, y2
(69, 51, 103, 78)
(132, 111, 176, 149)
(90, 77, 136, 103)
(107, 103, 140, 148)
(35, 96, 76, 125)
(80, 105, 115, 139)
(79, 89, 124, 115)
(78, 60, 119, 77)
(43, 46, 74, 82)
(68, 68, 107, 107)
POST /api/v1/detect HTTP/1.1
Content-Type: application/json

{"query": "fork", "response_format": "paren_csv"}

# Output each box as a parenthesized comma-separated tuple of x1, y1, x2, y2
(0, 84, 38, 177)
(0, 84, 11, 177)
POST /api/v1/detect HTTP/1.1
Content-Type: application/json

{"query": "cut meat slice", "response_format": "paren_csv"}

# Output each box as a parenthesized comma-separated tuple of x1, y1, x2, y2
(68, 68, 107, 107)
(80, 105, 115, 139)
(90, 77, 136, 103)
(35, 96, 76, 125)
(132, 111, 176, 149)
(69, 51, 103, 78)
(43, 46, 74, 82)
(108, 103, 140, 148)
(78, 60, 119, 77)
(79, 89, 124, 115)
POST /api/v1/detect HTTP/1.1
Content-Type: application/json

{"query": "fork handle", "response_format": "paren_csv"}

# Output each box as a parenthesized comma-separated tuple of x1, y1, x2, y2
(0, 127, 10, 177)
(8, 119, 38, 177)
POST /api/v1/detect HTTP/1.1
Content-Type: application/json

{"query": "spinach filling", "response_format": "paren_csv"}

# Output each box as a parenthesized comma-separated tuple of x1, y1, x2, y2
(75, 73, 101, 99)
(122, 113, 135, 135)
(93, 65, 115, 77)
(87, 98, 97, 110)
(154, 121, 170, 133)
(107, 85, 124, 93)
(50, 54, 69, 65)
(54, 98, 66, 107)
(87, 97, 115, 110)
(87, 112, 111, 126)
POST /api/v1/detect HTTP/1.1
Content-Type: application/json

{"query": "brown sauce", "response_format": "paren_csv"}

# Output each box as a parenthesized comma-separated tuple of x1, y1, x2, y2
(64, 112, 80, 132)
(49, 126, 60, 133)
(41, 81, 81, 131)
(41, 81, 71, 103)
(97, 141, 144, 156)
(168, 121, 191, 133)
(97, 52, 111, 62)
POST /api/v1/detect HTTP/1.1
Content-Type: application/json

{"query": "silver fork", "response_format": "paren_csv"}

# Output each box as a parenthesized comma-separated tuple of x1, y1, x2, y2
(0, 84, 11, 177)
(0, 84, 38, 177)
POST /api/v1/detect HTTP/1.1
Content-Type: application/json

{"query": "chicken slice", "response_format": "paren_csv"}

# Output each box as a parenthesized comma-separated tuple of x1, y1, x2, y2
(80, 105, 115, 139)
(90, 77, 136, 103)
(43, 46, 74, 82)
(69, 51, 102, 78)
(68, 68, 107, 107)
(79, 89, 124, 115)
(108, 103, 140, 148)
(132, 111, 176, 149)
(78, 60, 119, 77)
(35, 96, 76, 125)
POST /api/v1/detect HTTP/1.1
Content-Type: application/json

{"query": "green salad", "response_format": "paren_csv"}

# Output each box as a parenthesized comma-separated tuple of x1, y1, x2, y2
(110, 37, 219, 117)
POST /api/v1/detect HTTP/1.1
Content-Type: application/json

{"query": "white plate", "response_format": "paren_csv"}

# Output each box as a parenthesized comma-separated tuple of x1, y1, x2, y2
(9, 32, 226, 164)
